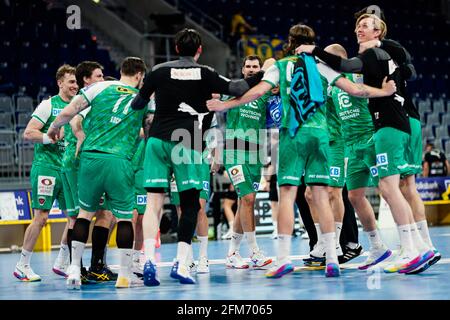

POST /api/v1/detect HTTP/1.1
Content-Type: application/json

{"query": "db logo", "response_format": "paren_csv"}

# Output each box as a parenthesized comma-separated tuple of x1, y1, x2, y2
(41, 178, 53, 186)
(137, 195, 146, 205)
(231, 168, 239, 176)
(370, 166, 379, 177)
(376, 153, 388, 165)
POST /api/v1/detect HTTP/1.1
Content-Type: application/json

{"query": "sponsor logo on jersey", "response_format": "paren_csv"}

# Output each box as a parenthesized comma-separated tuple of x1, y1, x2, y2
(370, 166, 379, 177)
(99, 197, 105, 206)
(52, 108, 63, 116)
(252, 182, 260, 191)
(171, 68, 201, 80)
(337, 92, 351, 109)
(137, 195, 146, 205)
(229, 165, 245, 185)
(38, 196, 46, 205)
(117, 86, 135, 94)
(330, 166, 341, 177)
(203, 181, 209, 191)
(376, 153, 389, 166)
(37, 175, 55, 196)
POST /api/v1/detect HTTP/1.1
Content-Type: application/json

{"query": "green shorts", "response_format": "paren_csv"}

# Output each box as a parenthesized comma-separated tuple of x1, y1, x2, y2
(199, 160, 211, 200)
(134, 169, 146, 215)
(345, 139, 379, 190)
(374, 127, 410, 179)
(30, 164, 66, 211)
(61, 169, 79, 217)
(403, 117, 423, 178)
(143, 138, 203, 192)
(224, 150, 262, 198)
(278, 127, 330, 186)
(78, 152, 134, 219)
(328, 139, 345, 188)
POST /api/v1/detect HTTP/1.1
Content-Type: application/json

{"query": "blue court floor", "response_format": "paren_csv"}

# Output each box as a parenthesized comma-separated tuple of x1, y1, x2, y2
(1, 226, 449, 300)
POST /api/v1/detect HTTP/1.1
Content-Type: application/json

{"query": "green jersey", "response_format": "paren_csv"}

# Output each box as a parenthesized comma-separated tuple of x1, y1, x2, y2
(225, 92, 270, 144)
(325, 85, 342, 141)
(61, 113, 79, 170)
(262, 55, 330, 130)
(331, 73, 373, 145)
(80, 81, 146, 160)
(31, 95, 69, 170)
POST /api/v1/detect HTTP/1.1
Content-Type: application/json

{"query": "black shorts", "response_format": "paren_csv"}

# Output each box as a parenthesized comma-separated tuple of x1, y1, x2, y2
(268, 174, 278, 202)
(224, 191, 238, 201)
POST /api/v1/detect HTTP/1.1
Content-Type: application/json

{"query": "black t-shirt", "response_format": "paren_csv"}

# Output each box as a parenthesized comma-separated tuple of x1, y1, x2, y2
(132, 56, 262, 151)
(424, 149, 448, 177)
(359, 48, 411, 134)
(381, 39, 420, 120)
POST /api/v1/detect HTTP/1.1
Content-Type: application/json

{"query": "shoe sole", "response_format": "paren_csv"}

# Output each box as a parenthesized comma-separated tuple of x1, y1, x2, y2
(170, 271, 195, 284)
(359, 250, 392, 270)
(252, 259, 273, 269)
(384, 255, 422, 273)
(226, 264, 249, 269)
(143, 269, 160, 286)
(325, 264, 340, 277)
(52, 268, 68, 278)
(406, 254, 442, 275)
(265, 264, 294, 279)
(66, 278, 81, 290)
(13, 272, 41, 282)
(399, 251, 435, 274)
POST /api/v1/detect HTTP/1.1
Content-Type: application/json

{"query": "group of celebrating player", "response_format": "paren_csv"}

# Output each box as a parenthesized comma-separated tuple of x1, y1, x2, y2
(13, 4, 441, 289)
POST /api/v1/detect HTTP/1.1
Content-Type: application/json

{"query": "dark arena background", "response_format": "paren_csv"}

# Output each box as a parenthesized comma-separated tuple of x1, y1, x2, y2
(0, 0, 449, 312)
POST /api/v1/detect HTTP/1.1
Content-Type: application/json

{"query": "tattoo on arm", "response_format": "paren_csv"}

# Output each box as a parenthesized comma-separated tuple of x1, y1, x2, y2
(358, 84, 370, 98)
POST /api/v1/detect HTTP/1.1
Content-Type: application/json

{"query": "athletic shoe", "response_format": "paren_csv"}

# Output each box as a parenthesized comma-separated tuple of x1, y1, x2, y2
(196, 256, 210, 273)
(383, 250, 421, 273)
(406, 249, 441, 275)
(115, 271, 143, 288)
(170, 260, 196, 284)
(336, 245, 343, 257)
(338, 244, 363, 264)
(226, 251, 249, 269)
(131, 260, 144, 278)
(303, 255, 325, 267)
(221, 229, 233, 240)
(358, 246, 392, 270)
(87, 264, 118, 282)
(325, 262, 340, 277)
(143, 260, 160, 286)
(14, 263, 41, 282)
(265, 258, 294, 278)
(66, 265, 81, 290)
(250, 250, 272, 268)
(52, 254, 70, 278)
(309, 242, 325, 259)
(271, 230, 278, 239)
(399, 249, 435, 274)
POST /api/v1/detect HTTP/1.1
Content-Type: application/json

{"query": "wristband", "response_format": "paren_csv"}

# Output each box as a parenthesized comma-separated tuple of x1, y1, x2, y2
(42, 134, 51, 144)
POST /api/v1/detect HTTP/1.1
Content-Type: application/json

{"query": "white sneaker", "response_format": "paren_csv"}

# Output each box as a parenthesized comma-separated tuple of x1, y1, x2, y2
(196, 256, 210, 273)
(383, 249, 419, 273)
(116, 271, 143, 288)
(52, 256, 70, 278)
(358, 245, 392, 270)
(250, 250, 273, 268)
(271, 230, 278, 239)
(310, 242, 325, 258)
(131, 260, 144, 278)
(221, 229, 233, 240)
(336, 245, 344, 257)
(14, 263, 41, 282)
(226, 251, 249, 269)
(66, 265, 81, 290)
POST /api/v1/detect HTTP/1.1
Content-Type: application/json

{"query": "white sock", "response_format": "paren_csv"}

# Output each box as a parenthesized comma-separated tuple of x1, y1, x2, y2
(416, 220, 434, 248)
(335, 222, 343, 247)
(228, 232, 243, 255)
(277, 234, 292, 262)
(118, 248, 132, 276)
(244, 231, 259, 254)
(314, 223, 322, 243)
(132, 250, 140, 263)
(365, 229, 383, 249)
(176, 241, 191, 266)
(143, 238, 156, 262)
(19, 249, 32, 265)
(197, 236, 208, 258)
(56, 244, 69, 262)
(322, 232, 338, 264)
(71, 240, 86, 268)
(397, 224, 416, 255)
(186, 244, 194, 265)
(410, 223, 430, 252)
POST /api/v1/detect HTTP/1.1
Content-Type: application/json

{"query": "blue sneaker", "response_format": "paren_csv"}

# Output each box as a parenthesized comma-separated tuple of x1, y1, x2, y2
(143, 260, 160, 286)
(170, 260, 195, 284)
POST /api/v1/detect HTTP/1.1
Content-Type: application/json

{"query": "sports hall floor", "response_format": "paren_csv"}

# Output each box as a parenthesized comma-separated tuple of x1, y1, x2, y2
(1, 226, 449, 300)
